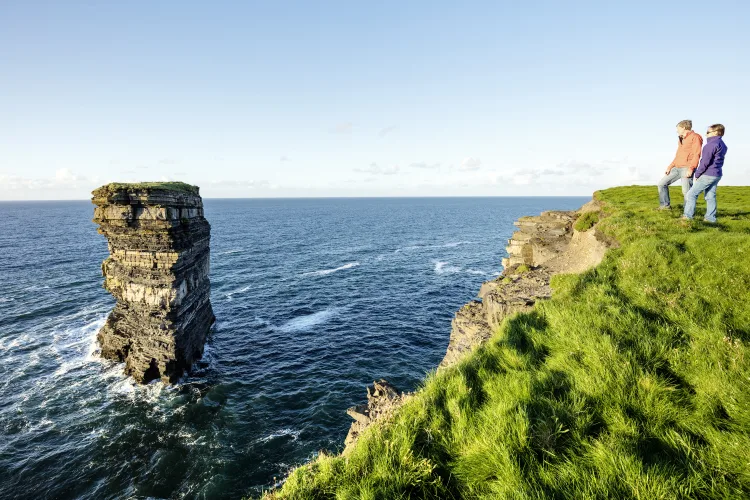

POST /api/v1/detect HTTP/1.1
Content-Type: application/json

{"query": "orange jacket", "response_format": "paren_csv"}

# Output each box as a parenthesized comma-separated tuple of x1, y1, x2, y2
(668, 130, 703, 171)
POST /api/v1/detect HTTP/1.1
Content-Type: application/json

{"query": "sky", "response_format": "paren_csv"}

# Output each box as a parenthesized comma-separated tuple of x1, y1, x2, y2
(1, 1, 749, 200)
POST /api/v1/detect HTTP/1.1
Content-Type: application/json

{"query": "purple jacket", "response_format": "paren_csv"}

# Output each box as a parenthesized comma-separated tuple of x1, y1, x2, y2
(695, 136, 727, 178)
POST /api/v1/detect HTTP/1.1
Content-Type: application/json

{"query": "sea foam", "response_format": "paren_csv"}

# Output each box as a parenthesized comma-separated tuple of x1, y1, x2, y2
(277, 307, 344, 333)
(301, 262, 359, 277)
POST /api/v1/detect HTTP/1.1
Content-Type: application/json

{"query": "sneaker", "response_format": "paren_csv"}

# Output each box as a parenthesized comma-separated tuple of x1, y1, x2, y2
(657, 205, 672, 211)
(681, 215, 692, 221)
(703, 219, 717, 224)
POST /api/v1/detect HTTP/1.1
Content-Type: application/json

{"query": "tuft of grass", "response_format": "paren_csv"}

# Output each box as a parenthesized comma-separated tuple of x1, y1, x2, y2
(574, 210, 601, 232)
(263, 185, 750, 500)
(515, 264, 530, 274)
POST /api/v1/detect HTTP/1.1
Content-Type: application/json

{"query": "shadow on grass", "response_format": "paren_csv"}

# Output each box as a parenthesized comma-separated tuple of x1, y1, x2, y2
(503, 311, 551, 367)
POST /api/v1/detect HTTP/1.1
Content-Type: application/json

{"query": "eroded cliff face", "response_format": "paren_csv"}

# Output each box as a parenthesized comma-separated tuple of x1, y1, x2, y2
(92, 182, 215, 383)
(440, 202, 607, 369)
(343, 200, 609, 452)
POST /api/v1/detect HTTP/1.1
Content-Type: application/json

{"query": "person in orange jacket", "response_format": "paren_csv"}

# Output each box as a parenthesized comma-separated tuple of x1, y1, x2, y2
(657, 119, 703, 209)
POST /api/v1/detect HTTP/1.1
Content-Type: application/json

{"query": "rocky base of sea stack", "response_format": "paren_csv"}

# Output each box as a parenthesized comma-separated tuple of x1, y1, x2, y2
(343, 201, 609, 451)
(92, 182, 215, 384)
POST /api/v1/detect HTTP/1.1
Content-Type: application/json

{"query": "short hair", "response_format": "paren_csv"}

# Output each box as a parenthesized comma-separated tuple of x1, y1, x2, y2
(676, 119, 693, 130)
(709, 123, 725, 136)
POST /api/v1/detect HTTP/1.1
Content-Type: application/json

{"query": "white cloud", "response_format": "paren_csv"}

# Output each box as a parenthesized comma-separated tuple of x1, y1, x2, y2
(330, 122, 353, 134)
(460, 157, 481, 171)
(378, 125, 397, 137)
(207, 179, 271, 189)
(280, 155, 291, 162)
(409, 161, 441, 169)
(354, 162, 400, 175)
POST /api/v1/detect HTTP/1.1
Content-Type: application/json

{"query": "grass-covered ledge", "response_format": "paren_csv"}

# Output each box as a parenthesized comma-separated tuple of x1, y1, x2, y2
(261, 186, 750, 499)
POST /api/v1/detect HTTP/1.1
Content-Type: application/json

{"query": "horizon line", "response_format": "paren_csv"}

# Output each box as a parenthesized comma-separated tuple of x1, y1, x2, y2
(0, 194, 595, 203)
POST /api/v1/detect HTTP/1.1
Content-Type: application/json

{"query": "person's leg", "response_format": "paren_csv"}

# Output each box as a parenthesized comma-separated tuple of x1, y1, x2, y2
(657, 169, 680, 207)
(702, 176, 722, 223)
(683, 176, 711, 219)
(678, 167, 693, 198)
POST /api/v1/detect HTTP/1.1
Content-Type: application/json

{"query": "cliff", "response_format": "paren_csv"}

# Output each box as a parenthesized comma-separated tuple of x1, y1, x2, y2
(343, 200, 609, 451)
(92, 182, 215, 383)
(268, 186, 750, 499)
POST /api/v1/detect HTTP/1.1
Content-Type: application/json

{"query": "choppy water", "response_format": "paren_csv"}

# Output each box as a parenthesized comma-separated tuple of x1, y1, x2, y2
(0, 197, 586, 499)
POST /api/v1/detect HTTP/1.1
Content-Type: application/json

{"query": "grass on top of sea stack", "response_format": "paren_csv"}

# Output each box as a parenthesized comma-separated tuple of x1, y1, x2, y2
(261, 185, 750, 500)
(92, 181, 200, 196)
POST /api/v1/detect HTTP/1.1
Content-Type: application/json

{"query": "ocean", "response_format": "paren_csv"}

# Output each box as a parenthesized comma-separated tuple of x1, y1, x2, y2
(0, 196, 587, 499)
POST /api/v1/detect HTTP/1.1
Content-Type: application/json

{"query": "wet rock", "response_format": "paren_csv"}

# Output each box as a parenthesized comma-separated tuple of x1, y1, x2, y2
(92, 182, 215, 384)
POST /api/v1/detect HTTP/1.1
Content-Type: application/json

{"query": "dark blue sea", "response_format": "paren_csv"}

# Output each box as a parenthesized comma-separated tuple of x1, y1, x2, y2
(0, 196, 586, 499)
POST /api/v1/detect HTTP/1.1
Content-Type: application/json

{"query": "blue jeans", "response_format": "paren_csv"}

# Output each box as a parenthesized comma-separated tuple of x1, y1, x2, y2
(684, 175, 722, 222)
(657, 167, 693, 207)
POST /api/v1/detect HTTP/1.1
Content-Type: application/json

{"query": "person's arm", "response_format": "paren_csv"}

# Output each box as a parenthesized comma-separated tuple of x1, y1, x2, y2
(694, 142, 715, 179)
(685, 135, 703, 176)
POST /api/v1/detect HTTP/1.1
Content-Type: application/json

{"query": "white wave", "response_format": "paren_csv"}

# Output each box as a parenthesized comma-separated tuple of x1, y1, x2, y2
(277, 307, 343, 333)
(219, 249, 242, 255)
(225, 285, 252, 301)
(434, 261, 462, 274)
(257, 428, 301, 444)
(443, 241, 475, 248)
(23, 285, 50, 291)
(0, 333, 32, 352)
(0, 296, 15, 303)
(465, 268, 490, 275)
(301, 262, 359, 277)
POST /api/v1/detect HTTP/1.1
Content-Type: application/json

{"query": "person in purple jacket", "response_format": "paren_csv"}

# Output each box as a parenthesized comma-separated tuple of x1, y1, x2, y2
(683, 124, 727, 223)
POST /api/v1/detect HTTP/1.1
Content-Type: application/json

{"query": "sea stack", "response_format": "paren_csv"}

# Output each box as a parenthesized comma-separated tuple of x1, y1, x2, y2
(92, 182, 215, 383)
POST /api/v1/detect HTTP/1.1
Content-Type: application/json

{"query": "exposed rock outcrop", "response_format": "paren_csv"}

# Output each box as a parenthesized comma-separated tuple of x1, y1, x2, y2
(343, 380, 409, 452)
(440, 266, 551, 368)
(440, 205, 608, 369)
(343, 202, 610, 451)
(92, 182, 215, 383)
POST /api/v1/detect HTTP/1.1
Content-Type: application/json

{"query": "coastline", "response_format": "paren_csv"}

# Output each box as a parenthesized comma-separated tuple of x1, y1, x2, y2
(264, 185, 750, 499)
(340, 196, 610, 454)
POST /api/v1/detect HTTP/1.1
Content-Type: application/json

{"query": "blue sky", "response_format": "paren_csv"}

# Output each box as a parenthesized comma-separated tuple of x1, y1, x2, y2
(1, 1, 748, 199)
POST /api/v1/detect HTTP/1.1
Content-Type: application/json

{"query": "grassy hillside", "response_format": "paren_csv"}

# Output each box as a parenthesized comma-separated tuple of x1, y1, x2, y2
(263, 186, 750, 499)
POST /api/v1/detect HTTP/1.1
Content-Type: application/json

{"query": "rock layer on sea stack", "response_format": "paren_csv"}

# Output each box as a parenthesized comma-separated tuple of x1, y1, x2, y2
(92, 182, 215, 383)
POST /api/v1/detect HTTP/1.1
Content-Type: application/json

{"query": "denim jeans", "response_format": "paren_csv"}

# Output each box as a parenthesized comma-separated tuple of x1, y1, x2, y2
(657, 167, 693, 207)
(683, 175, 722, 222)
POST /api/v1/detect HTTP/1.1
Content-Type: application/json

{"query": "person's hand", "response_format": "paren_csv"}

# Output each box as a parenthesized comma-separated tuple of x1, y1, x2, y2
(684, 170, 693, 178)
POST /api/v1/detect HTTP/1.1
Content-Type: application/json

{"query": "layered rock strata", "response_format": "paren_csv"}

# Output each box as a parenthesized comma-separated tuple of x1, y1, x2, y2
(92, 182, 215, 383)
(344, 203, 609, 451)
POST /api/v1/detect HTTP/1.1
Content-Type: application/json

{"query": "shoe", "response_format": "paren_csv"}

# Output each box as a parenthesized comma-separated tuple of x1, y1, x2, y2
(681, 216, 692, 221)
(657, 205, 672, 211)
(703, 219, 717, 224)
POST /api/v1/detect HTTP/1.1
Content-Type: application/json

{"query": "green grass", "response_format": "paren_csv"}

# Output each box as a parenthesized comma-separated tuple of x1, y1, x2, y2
(263, 185, 750, 500)
(92, 181, 199, 196)
(574, 210, 601, 232)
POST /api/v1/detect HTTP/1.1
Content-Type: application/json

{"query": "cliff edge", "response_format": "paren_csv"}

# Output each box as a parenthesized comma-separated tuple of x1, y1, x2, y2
(266, 186, 750, 499)
(343, 199, 610, 452)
